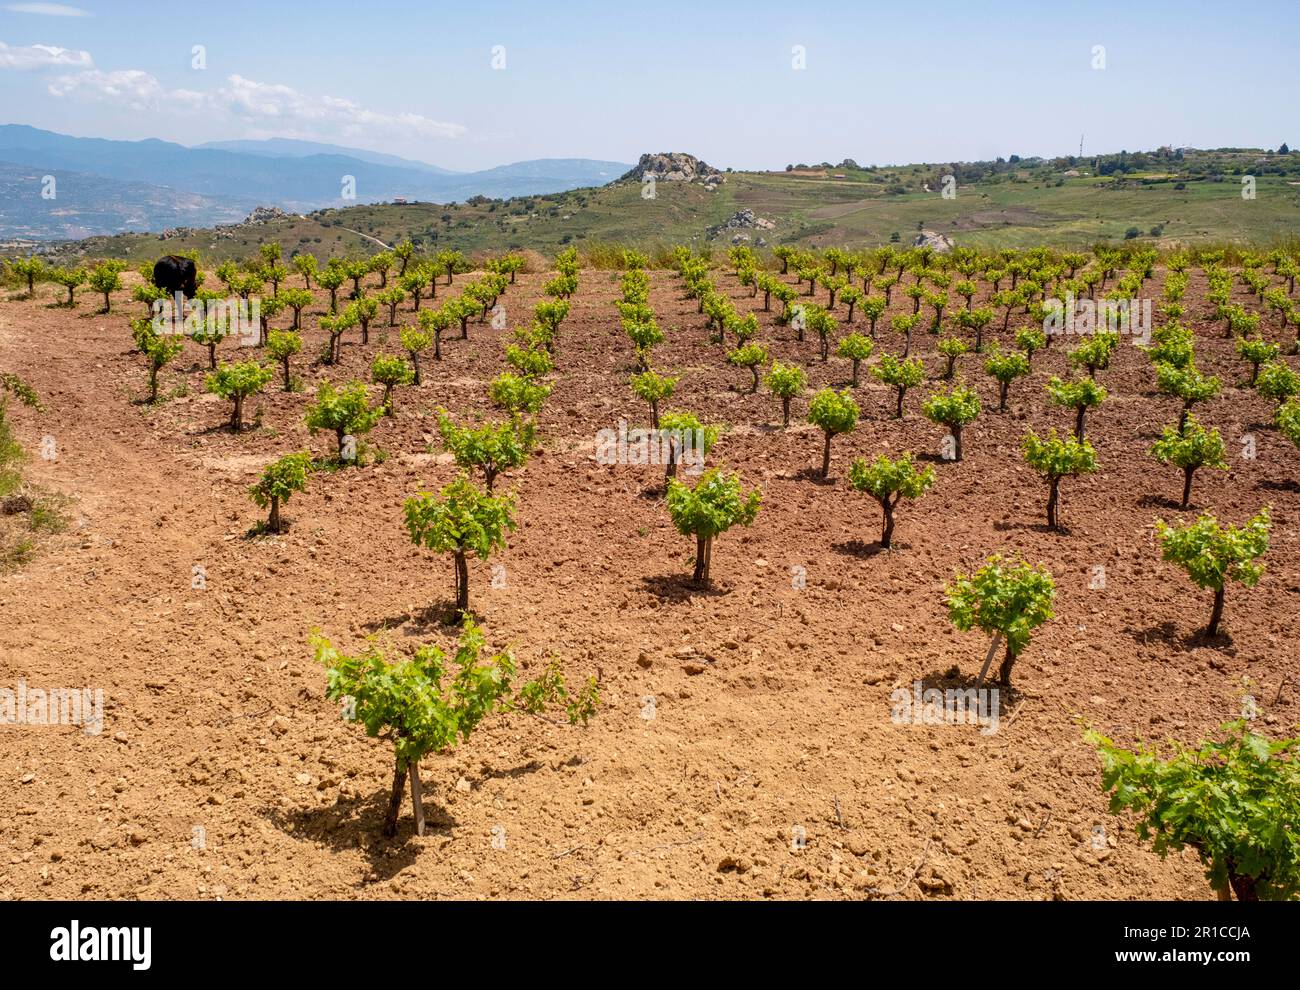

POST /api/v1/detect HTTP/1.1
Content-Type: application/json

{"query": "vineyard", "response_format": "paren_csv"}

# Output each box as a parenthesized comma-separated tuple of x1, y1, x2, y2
(1, 238, 1297, 901)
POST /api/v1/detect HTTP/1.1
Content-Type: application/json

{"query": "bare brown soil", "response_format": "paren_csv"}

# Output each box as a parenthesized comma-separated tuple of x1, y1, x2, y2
(0, 262, 1296, 901)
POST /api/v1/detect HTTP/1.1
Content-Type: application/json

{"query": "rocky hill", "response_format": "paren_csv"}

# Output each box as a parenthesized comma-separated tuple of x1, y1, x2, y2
(619, 152, 724, 185)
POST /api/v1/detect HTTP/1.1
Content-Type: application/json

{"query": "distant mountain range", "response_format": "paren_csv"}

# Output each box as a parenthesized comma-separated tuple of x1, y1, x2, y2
(0, 160, 250, 241)
(194, 138, 466, 176)
(0, 125, 632, 239)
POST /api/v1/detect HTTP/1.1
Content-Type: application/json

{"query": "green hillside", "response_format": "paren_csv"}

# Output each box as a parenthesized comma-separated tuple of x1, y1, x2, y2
(17, 146, 1300, 264)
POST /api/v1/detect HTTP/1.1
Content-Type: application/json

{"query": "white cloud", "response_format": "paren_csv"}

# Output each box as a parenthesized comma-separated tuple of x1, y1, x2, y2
(47, 67, 466, 142)
(47, 68, 163, 109)
(0, 40, 92, 69)
(4, 3, 92, 16)
(218, 75, 465, 141)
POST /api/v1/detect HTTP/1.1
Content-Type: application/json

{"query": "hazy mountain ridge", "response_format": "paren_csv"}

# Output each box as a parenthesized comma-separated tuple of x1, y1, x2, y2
(195, 138, 465, 175)
(0, 125, 632, 238)
(0, 160, 253, 241)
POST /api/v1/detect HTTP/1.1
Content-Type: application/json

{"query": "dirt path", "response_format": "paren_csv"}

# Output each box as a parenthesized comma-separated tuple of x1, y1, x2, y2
(331, 225, 392, 251)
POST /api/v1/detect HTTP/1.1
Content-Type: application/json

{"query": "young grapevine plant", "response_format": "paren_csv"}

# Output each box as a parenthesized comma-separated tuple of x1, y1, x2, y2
(807, 388, 859, 479)
(983, 348, 1030, 413)
(861, 296, 888, 337)
(657, 411, 720, 482)
(1021, 429, 1098, 530)
(293, 253, 318, 289)
(1278, 398, 1300, 452)
(937, 335, 969, 380)
(1255, 360, 1300, 406)
(371, 353, 415, 415)
(10, 257, 46, 296)
(1155, 508, 1270, 637)
(142, 333, 184, 404)
(1149, 415, 1227, 509)
(249, 451, 314, 533)
(1045, 376, 1107, 442)
(315, 618, 596, 837)
(946, 555, 1055, 688)
(266, 329, 302, 392)
(1085, 720, 1300, 901)
(836, 333, 874, 386)
(891, 313, 922, 358)
(404, 475, 516, 616)
(764, 361, 805, 428)
(505, 340, 555, 378)
(1069, 331, 1119, 379)
(727, 342, 769, 394)
(630, 370, 677, 429)
(49, 266, 88, 307)
(490, 373, 552, 417)
(399, 325, 434, 384)
(921, 384, 981, 462)
(279, 287, 313, 330)
(205, 359, 274, 432)
(1155, 361, 1220, 432)
(87, 260, 125, 313)
(436, 412, 534, 491)
(847, 453, 935, 548)
(871, 354, 925, 418)
(665, 468, 761, 585)
(305, 380, 383, 462)
(1236, 337, 1279, 387)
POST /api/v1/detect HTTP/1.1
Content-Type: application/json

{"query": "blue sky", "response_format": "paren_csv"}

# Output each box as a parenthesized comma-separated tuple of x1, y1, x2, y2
(0, 0, 1296, 171)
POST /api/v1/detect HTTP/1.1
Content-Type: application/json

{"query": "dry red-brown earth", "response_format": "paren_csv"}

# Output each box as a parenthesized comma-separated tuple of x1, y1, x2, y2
(1, 258, 1296, 900)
